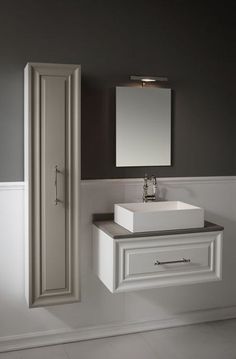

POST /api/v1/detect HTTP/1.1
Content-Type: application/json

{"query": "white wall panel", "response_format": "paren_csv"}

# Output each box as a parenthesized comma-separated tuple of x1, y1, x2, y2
(0, 177, 236, 351)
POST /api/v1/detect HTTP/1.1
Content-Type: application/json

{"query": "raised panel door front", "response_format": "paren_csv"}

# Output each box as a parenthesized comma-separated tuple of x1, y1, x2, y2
(115, 231, 222, 292)
(41, 75, 67, 293)
(25, 63, 80, 307)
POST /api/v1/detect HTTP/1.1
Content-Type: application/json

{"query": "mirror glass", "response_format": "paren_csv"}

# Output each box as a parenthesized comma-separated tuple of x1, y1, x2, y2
(116, 86, 171, 167)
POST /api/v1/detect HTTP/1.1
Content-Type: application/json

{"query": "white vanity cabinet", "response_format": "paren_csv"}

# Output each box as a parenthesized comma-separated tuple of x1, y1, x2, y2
(93, 217, 223, 293)
(24, 63, 81, 307)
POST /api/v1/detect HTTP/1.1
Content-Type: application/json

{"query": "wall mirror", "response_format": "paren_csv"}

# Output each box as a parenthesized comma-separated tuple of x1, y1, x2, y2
(116, 86, 171, 167)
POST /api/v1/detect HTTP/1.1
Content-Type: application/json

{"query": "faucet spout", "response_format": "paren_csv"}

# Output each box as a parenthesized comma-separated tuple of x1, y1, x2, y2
(142, 174, 159, 202)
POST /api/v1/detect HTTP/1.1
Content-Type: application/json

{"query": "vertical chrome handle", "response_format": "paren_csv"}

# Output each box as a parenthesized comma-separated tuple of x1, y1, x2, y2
(54, 165, 61, 205)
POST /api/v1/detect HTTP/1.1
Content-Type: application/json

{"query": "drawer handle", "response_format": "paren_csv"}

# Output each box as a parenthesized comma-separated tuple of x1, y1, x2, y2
(54, 165, 62, 205)
(154, 258, 191, 266)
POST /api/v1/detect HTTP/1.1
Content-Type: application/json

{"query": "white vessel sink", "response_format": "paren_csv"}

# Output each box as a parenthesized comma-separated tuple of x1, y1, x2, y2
(114, 201, 204, 233)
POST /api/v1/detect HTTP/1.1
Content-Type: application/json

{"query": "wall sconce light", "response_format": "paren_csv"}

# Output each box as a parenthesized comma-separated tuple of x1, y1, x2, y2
(130, 75, 168, 86)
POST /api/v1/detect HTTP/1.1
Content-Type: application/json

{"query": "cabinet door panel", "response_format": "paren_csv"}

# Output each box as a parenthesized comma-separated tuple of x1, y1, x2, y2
(41, 75, 67, 293)
(25, 63, 80, 307)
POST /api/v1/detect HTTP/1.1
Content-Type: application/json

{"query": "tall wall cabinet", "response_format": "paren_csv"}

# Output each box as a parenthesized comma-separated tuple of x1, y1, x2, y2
(24, 63, 81, 307)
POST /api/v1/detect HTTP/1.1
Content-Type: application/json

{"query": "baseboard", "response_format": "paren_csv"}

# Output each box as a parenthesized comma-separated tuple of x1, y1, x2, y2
(1, 305, 236, 353)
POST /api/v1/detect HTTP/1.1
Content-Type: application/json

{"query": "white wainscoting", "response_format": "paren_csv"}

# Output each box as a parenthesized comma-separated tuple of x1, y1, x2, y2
(0, 177, 236, 352)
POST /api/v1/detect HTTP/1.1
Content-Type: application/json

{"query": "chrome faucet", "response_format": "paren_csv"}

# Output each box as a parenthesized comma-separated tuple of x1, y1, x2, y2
(143, 174, 159, 202)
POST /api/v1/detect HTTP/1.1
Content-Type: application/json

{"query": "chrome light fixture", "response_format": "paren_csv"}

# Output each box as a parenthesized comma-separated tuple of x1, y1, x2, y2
(130, 75, 168, 84)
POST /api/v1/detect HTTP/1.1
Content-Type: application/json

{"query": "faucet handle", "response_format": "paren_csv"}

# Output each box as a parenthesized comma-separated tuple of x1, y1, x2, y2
(151, 175, 157, 185)
(143, 174, 148, 186)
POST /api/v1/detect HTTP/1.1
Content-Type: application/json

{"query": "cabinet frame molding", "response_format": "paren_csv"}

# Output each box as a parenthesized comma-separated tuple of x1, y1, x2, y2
(24, 63, 81, 307)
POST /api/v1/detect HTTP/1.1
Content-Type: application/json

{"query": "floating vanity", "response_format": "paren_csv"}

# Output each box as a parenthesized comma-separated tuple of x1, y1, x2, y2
(93, 209, 223, 293)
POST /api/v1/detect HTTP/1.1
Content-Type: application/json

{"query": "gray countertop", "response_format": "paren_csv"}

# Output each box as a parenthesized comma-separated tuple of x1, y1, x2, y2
(92, 213, 224, 239)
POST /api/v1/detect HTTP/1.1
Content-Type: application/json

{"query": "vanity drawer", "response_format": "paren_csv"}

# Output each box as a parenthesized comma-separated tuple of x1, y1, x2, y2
(116, 231, 222, 291)
(126, 243, 210, 277)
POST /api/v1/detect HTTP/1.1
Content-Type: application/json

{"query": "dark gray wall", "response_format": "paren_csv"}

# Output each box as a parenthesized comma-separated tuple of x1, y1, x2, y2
(0, 0, 235, 181)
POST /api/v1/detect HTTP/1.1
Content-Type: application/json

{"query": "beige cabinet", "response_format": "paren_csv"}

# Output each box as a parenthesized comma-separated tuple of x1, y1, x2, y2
(24, 63, 81, 307)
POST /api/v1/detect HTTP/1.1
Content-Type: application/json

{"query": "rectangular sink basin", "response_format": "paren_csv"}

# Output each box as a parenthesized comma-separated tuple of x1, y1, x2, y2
(114, 201, 204, 233)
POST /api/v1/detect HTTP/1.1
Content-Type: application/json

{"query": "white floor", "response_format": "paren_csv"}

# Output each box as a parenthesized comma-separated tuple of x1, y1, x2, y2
(1, 319, 236, 359)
